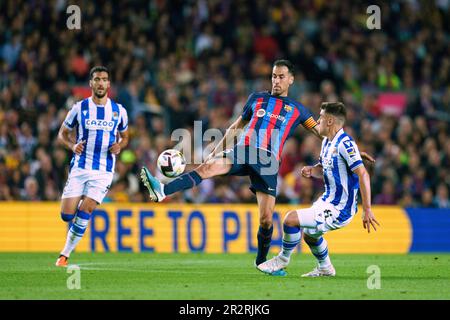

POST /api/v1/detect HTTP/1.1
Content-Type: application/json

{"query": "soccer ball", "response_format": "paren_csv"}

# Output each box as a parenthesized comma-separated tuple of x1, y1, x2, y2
(157, 149, 186, 178)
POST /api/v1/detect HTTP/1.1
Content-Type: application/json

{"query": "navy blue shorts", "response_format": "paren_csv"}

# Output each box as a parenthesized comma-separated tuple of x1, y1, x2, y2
(223, 145, 279, 197)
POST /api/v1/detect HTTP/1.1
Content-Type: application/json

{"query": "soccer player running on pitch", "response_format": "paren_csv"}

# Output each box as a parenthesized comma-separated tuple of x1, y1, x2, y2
(140, 60, 374, 266)
(55, 66, 129, 267)
(257, 102, 380, 277)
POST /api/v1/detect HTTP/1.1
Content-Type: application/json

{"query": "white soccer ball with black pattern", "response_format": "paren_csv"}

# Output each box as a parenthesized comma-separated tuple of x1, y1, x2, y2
(157, 149, 186, 178)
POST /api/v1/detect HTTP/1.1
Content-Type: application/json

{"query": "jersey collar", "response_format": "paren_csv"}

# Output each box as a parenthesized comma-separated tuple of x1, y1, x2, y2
(90, 96, 110, 108)
(329, 128, 345, 145)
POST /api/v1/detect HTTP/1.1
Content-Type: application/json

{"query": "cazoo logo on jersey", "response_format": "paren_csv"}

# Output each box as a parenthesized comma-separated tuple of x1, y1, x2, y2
(85, 119, 115, 131)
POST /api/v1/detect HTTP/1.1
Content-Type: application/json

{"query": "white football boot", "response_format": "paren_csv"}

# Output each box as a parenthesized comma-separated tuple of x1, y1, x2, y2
(301, 264, 336, 277)
(257, 255, 289, 275)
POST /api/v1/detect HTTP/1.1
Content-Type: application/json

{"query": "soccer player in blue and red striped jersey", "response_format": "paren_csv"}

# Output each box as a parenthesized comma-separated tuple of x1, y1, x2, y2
(141, 60, 374, 266)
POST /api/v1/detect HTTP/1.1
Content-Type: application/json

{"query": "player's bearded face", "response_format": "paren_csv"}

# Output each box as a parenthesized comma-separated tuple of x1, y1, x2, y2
(90, 72, 110, 98)
(271, 66, 293, 96)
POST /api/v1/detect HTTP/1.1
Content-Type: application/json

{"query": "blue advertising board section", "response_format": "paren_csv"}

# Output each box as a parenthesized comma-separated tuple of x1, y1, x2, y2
(406, 208, 450, 252)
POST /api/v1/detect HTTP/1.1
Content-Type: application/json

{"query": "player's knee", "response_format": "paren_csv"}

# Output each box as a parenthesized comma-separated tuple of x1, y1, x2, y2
(60, 212, 75, 222)
(79, 200, 97, 214)
(304, 234, 318, 245)
(259, 214, 273, 229)
(283, 211, 299, 227)
(81, 206, 95, 214)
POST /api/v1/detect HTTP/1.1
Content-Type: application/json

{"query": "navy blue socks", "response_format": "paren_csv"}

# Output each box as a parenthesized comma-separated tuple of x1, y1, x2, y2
(164, 171, 203, 195)
(256, 225, 273, 265)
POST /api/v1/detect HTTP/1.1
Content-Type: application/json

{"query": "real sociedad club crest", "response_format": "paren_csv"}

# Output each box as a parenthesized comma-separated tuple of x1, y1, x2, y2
(112, 111, 119, 120)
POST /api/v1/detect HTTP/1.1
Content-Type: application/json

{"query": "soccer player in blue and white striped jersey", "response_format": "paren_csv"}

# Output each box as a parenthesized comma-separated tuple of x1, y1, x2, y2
(55, 66, 129, 267)
(257, 102, 379, 277)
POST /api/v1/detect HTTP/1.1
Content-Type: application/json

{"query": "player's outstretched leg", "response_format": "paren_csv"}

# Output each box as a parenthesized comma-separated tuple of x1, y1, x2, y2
(257, 210, 301, 275)
(141, 157, 231, 202)
(141, 167, 203, 202)
(302, 234, 335, 277)
(56, 198, 97, 267)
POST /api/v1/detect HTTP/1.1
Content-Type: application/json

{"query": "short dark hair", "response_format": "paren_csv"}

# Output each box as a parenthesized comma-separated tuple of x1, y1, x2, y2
(321, 102, 346, 122)
(89, 66, 109, 79)
(273, 59, 294, 75)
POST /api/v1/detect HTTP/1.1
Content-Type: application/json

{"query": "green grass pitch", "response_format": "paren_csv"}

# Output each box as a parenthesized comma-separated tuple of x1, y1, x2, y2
(1, 253, 449, 300)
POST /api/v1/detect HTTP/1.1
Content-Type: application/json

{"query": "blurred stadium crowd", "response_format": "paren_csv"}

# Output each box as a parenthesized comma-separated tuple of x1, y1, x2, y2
(0, 0, 449, 207)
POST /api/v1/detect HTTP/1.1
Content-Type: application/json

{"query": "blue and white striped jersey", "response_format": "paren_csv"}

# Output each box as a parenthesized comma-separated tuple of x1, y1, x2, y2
(63, 97, 128, 173)
(319, 128, 364, 223)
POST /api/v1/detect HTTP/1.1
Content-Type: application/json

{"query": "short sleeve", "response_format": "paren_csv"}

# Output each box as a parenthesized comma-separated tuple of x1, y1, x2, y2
(242, 93, 256, 121)
(118, 105, 128, 132)
(339, 138, 364, 171)
(63, 103, 80, 130)
(299, 104, 317, 129)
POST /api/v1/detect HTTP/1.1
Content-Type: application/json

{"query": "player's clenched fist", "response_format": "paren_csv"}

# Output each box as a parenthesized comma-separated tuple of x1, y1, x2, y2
(301, 166, 312, 178)
(71, 140, 86, 155)
(109, 143, 121, 155)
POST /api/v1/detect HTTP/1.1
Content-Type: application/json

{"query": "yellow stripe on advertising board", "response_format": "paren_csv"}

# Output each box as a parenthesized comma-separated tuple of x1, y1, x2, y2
(0, 203, 412, 253)
(301, 206, 412, 253)
(0, 202, 67, 252)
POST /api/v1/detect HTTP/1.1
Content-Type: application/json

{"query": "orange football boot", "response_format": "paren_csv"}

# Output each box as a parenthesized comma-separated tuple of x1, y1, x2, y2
(55, 255, 69, 267)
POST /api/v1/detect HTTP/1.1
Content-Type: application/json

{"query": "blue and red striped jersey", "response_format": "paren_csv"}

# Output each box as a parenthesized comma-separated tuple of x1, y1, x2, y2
(238, 91, 317, 160)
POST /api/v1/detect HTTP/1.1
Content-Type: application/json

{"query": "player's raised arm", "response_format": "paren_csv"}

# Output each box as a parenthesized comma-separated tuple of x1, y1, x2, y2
(307, 124, 322, 140)
(207, 115, 248, 161)
(206, 92, 257, 162)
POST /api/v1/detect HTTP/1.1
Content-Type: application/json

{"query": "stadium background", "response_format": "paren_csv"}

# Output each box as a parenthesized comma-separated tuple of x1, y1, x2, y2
(0, 0, 449, 254)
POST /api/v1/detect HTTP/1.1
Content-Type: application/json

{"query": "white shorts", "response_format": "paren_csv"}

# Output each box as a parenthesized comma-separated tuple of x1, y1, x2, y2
(296, 199, 354, 239)
(62, 167, 113, 204)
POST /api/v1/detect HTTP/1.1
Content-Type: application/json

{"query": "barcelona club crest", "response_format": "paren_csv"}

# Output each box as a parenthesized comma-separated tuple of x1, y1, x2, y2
(284, 105, 292, 112)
